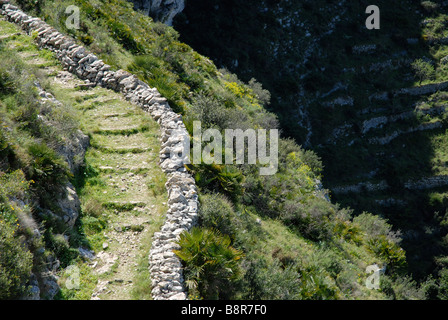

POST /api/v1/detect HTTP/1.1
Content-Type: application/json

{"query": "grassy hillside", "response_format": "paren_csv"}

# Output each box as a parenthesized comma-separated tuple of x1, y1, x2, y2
(0, 0, 440, 299)
(174, 0, 448, 289)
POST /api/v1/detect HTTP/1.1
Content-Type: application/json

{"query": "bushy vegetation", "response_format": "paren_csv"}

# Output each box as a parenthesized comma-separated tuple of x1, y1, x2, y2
(0, 218, 33, 299)
(0, 27, 90, 298)
(174, 227, 243, 300)
(411, 59, 436, 85)
(173, 0, 448, 296)
(7, 0, 437, 300)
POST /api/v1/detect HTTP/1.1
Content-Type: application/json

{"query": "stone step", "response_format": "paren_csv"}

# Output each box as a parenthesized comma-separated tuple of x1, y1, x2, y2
(94, 152, 155, 169)
(103, 201, 147, 212)
(103, 112, 130, 118)
(93, 125, 148, 135)
(104, 172, 152, 201)
(98, 165, 151, 174)
(94, 145, 151, 154)
(97, 115, 145, 128)
(93, 131, 154, 148)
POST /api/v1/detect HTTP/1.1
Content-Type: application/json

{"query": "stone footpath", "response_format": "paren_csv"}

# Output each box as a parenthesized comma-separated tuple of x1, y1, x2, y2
(0, 0, 198, 300)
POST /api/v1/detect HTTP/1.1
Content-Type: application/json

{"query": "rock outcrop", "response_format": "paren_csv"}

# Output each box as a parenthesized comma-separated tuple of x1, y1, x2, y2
(128, 0, 185, 25)
(0, 0, 197, 300)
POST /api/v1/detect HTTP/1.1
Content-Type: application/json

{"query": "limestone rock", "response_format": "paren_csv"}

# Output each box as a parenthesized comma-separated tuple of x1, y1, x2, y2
(129, 0, 185, 25)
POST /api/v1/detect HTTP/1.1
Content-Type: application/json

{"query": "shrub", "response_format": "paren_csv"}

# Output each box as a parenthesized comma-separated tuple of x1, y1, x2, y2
(0, 69, 15, 95)
(366, 235, 407, 272)
(15, 0, 44, 14)
(281, 197, 335, 241)
(353, 212, 402, 244)
(81, 198, 103, 218)
(0, 219, 33, 299)
(47, 232, 78, 267)
(106, 19, 144, 54)
(241, 257, 302, 299)
(248, 78, 271, 107)
(27, 143, 70, 198)
(411, 58, 435, 85)
(187, 93, 231, 130)
(241, 255, 339, 300)
(333, 220, 363, 245)
(82, 215, 106, 236)
(187, 163, 244, 200)
(0, 170, 30, 200)
(174, 227, 244, 299)
(434, 268, 448, 299)
(199, 193, 238, 239)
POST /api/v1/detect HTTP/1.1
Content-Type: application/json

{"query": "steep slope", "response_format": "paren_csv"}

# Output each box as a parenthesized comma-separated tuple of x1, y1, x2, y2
(0, 0, 433, 300)
(174, 0, 448, 282)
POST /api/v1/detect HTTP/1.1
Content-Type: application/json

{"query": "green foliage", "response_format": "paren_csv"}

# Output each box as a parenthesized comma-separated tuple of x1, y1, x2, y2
(187, 163, 243, 200)
(333, 220, 363, 245)
(353, 213, 406, 271)
(128, 54, 188, 113)
(247, 78, 271, 107)
(105, 18, 144, 54)
(0, 69, 15, 95)
(199, 193, 238, 240)
(433, 268, 448, 299)
(27, 143, 70, 198)
(411, 58, 436, 85)
(241, 258, 303, 299)
(8, 0, 423, 300)
(0, 219, 33, 299)
(353, 212, 402, 244)
(45, 231, 78, 267)
(174, 227, 244, 299)
(241, 255, 339, 300)
(366, 236, 407, 272)
(15, 0, 43, 13)
(0, 170, 30, 200)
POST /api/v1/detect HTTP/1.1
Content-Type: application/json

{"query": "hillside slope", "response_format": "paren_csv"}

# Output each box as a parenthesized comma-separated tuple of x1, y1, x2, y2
(0, 0, 436, 300)
(174, 0, 448, 283)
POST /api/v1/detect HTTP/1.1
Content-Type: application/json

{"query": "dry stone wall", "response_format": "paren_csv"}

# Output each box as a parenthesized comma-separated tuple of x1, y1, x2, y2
(0, 0, 197, 300)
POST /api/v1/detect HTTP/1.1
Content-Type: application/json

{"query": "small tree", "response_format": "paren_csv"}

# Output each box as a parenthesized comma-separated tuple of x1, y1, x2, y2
(411, 58, 435, 85)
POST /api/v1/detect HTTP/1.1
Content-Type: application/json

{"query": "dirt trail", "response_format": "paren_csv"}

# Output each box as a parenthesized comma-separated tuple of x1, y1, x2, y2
(1, 18, 166, 300)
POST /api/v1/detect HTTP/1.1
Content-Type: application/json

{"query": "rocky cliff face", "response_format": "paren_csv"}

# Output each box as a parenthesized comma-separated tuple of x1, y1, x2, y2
(129, 0, 184, 25)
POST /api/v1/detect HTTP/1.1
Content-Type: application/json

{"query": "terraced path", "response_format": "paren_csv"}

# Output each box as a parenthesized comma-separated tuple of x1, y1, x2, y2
(0, 17, 167, 300)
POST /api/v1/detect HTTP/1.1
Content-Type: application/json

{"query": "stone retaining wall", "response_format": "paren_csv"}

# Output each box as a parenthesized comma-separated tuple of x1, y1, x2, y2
(332, 175, 448, 195)
(0, 0, 197, 300)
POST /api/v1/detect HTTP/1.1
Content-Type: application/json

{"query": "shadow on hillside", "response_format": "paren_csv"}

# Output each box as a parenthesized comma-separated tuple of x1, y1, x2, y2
(174, 0, 448, 280)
